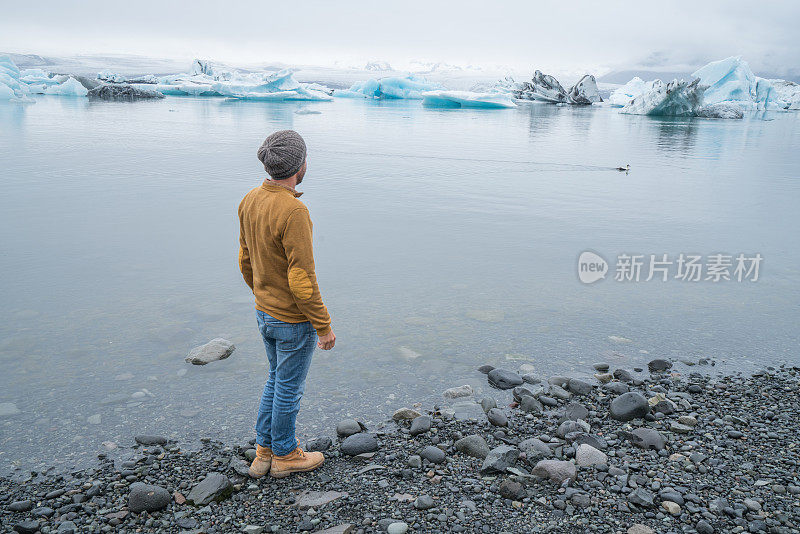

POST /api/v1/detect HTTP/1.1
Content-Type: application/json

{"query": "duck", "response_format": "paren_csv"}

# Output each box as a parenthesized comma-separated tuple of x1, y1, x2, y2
(616, 164, 630, 172)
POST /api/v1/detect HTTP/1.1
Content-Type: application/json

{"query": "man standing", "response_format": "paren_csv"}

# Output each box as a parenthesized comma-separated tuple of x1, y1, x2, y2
(238, 130, 336, 479)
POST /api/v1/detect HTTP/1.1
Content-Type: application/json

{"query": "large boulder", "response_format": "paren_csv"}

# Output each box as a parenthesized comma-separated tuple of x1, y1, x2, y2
(487, 368, 523, 390)
(185, 338, 235, 365)
(610, 392, 650, 421)
(186, 473, 233, 506)
(129, 483, 171, 512)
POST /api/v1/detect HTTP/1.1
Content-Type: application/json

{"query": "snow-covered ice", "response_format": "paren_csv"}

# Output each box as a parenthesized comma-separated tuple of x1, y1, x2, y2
(421, 90, 516, 109)
(336, 75, 442, 99)
(770, 79, 800, 110)
(691, 56, 785, 110)
(44, 77, 89, 97)
(567, 74, 602, 105)
(608, 77, 655, 107)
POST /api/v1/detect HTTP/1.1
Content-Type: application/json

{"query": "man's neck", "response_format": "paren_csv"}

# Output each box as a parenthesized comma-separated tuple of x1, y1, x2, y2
(269, 177, 297, 191)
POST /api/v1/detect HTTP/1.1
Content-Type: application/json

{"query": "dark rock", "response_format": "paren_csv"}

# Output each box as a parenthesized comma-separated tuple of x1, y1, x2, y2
(487, 408, 508, 427)
(336, 419, 363, 437)
(518, 438, 552, 461)
(31, 507, 54, 518)
(455, 435, 490, 459)
(627, 488, 655, 508)
(13, 521, 40, 534)
(56, 521, 77, 534)
(565, 432, 607, 450)
(566, 378, 592, 396)
(604, 382, 630, 395)
(531, 460, 577, 483)
(612, 369, 634, 383)
(340, 433, 378, 456)
(477, 365, 495, 374)
(410, 415, 431, 436)
(419, 445, 445, 464)
(519, 395, 543, 414)
(129, 483, 171, 512)
(498, 479, 525, 500)
(487, 368, 523, 390)
(480, 445, 519, 474)
(609, 392, 650, 421)
(648, 359, 672, 372)
(8, 500, 33, 512)
(480, 396, 497, 413)
(186, 473, 233, 506)
(628, 428, 666, 450)
(414, 495, 435, 510)
(135, 435, 167, 445)
(558, 402, 589, 423)
(306, 436, 332, 452)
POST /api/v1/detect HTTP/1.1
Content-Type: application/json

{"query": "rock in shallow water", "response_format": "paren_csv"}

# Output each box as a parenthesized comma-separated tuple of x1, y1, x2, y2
(487, 368, 523, 389)
(442, 385, 473, 399)
(128, 482, 171, 512)
(185, 338, 235, 365)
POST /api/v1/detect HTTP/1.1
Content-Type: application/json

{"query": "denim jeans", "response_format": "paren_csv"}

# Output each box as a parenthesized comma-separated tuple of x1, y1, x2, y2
(254, 310, 316, 456)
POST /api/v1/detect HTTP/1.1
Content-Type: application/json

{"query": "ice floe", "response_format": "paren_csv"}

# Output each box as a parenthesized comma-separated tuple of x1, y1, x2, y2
(691, 56, 785, 110)
(620, 78, 744, 119)
(770, 79, 800, 110)
(336, 75, 442, 99)
(421, 90, 516, 109)
(608, 77, 656, 107)
(514, 70, 568, 103)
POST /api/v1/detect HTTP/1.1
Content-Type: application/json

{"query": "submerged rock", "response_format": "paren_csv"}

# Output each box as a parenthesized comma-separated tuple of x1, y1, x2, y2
(487, 368, 523, 389)
(88, 84, 165, 101)
(185, 338, 235, 365)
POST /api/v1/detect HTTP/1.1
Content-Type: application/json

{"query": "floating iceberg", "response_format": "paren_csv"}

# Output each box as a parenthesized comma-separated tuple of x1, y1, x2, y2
(337, 75, 442, 99)
(469, 76, 519, 96)
(620, 78, 742, 119)
(0, 55, 29, 101)
(364, 61, 392, 71)
(88, 84, 165, 100)
(691, 56, 785, 110)
(514, 70, 568, 102)
(608, 77, 656, 107)
(44, 77, 89, 97)
(97, 70, 127, 83)
(770, 79, 800, 110)
(421, 90, 516, 109)
(567, 74, 602, 104)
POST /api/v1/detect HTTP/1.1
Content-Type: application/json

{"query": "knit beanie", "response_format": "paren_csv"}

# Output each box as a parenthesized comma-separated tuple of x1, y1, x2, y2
(257, 130, 307, 180)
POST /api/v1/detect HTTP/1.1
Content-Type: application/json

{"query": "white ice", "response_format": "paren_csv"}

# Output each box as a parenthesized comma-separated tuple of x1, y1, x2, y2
(620, 78, 742, 119)
(769, 79, 800, 110)
(692, 56, 786, 110)
(421, 90, 516, 109)
(567, 74, 602, 105)
(44, 77, 89, 97)
(608, 77, 656, 107)
(336, 75, 442, 99)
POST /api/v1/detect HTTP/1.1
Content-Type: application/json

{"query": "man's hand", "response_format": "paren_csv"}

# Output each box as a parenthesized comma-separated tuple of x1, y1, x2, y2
(317, 330, 336, 350)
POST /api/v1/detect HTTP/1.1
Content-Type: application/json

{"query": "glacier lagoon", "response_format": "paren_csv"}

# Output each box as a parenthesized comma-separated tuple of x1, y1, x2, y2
(0, 96, 799, 474)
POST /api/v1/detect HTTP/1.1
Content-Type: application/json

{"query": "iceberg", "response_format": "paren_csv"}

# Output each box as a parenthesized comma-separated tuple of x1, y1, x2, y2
(0, 55, 29, 101)
(421, 90, 516, 109)
(88, 84, 165, 100)
(44, 77, 89, 97)
(620, 78, 742, 119)
(567, 74, 602, 104)
(97, 70, 127, 83)
(608, 77, 655, 107)
(770, 79, 800, 110)
(691, 56, 785, 110)
(514, 70, 568, 103)
(469, 76, 519, 96)
(336, 75, 442, 99)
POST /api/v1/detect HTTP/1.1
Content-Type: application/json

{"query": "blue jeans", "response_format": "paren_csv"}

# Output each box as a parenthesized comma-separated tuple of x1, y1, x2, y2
(254, 310, 316, 456)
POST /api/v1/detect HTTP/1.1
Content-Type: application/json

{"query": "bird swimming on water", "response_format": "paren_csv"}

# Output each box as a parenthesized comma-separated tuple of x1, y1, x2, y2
(616, 164, 630, 172)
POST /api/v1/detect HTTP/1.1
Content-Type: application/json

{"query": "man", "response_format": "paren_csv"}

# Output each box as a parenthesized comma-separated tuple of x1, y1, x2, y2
(238, 130, 336, 479)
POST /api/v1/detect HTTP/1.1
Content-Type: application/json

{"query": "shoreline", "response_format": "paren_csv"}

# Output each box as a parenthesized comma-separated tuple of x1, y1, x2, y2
(2, 362, 799, 534)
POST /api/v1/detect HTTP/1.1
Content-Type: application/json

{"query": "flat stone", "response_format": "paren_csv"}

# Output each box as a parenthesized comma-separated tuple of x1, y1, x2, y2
(518, 438, 552, 461)
(242, 526, 264, 534)
(627, 488, 655, 508)
(8, 500, 33, 512)
(566, 378, 592, 396)
(627, 525, 654, 534)
(480, 445, 519, 475)
(387, 522, 409, 534)
(629, 427, 666, 451)
(648, 358, 672, 372)
(135, 435, 167, 445)
(315, 525, 354, 534)
(414, 495, 435, 510)
(296, 490, 346, 509)
(392, 408, 421, 421)
(185, 338, 235, 365)
(186, 472, 233, 505)
(128, 483, 171, 512)
(13, 521, 40, 534)
(443, 385, 473, 399)
(670, 422, 693, 434)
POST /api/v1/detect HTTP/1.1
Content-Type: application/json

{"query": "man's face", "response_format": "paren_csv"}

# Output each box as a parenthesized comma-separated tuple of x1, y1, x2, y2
(295, 160, 307, 184)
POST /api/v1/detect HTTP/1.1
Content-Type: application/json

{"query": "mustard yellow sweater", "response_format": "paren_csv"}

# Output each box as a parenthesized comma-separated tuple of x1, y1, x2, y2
(238, 181, 331, 336)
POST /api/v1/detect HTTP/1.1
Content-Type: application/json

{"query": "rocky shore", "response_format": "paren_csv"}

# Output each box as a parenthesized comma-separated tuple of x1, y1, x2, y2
(2, 361, 799, 534)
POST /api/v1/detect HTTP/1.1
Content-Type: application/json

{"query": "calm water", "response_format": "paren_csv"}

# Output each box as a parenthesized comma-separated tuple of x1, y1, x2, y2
(1, 96, 799, 474)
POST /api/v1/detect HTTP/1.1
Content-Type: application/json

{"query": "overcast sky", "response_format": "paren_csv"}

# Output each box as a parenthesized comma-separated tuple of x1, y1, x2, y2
(1, 0, 798, 76)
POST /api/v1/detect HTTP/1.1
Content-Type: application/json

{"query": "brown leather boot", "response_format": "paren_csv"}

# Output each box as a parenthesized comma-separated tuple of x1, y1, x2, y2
(270, 447, 324, 478)
(248, 445, 273, 478)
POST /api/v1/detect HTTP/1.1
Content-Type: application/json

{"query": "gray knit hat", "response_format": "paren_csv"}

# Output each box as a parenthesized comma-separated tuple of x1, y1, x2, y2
(257, 130, 307, 180)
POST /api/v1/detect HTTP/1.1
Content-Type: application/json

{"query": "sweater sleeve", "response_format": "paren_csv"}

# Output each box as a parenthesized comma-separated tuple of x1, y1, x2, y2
(238, 204, 254, 292)
(282, 207, 332, 336)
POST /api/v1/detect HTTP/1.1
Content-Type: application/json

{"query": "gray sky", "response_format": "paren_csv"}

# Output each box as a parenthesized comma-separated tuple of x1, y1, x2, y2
(2, 0, 798, 77)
